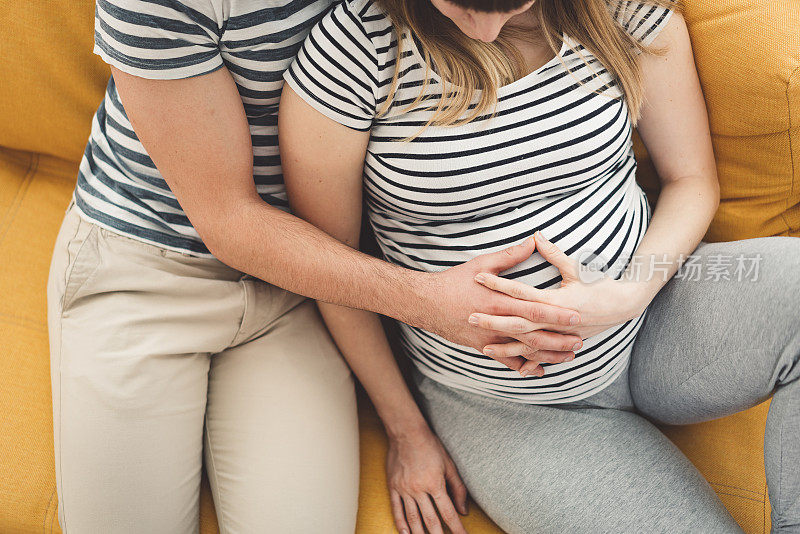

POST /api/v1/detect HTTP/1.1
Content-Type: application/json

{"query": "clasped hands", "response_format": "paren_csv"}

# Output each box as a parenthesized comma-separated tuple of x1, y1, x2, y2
(434, 231, 653, 378)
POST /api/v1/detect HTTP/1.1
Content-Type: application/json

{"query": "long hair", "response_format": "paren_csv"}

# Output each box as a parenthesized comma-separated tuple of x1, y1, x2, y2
(375, 0, 679, 130)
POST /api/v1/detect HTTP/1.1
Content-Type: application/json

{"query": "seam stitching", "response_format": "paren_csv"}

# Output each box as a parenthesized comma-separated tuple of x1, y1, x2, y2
(227, 278, 250, 347)
(709, 481, 765, 497)
(42, 486, 55, 533)
(0, 152, 38, 247)
(60, 225, 101, 311)
(784, 63, 799, 233)
(203, 414, 230, 533)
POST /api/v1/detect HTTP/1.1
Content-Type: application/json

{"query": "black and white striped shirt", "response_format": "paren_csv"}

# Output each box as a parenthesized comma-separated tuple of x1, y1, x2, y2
(285, 0, 673, 403)
(77, 0, 334, 255)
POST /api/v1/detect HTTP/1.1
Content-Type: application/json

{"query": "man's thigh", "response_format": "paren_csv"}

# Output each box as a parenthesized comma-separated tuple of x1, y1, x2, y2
(48, 209, 244, 533)
(630, 237, 800, 424)
(204, 296, 359, 534)
(415, 373, 742, 534)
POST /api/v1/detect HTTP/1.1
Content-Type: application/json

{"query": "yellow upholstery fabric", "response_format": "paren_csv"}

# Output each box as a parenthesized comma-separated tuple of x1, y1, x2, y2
(0, 0, 794, 532)
(635, 0, 799, 240)
(0, 1, 110, 163)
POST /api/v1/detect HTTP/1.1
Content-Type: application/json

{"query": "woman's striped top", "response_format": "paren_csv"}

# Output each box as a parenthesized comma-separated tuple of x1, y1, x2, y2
(285, 0, 674, 403)
(77, 0, 335, 255)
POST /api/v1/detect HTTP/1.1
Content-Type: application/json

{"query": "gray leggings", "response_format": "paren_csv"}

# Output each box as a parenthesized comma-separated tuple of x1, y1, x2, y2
(414, 237, 800, 534)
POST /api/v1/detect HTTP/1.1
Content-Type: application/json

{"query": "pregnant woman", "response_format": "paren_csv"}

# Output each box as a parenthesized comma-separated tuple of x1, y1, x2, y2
(279, 0, 800, 531)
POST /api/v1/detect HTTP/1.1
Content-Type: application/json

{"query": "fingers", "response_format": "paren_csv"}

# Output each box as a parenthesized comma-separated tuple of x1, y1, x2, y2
(503, 298, 581, 328)
(391, 491, 411, 534)
(518, 352, 575, 376)
(516, 330, 583, 352)
(493, 355, 526, 372)
(402, 495, 425, 534)
(474, 272, 547, 303)
(534, 231, 579, 280)
(430, 487, 468, 534)
(484, 331, 582, 357)
(470, 313, 538, 335)
(486, 344, 576, 376)
(479, 237, 537, 274)
(417, 493, 446, 534)
(445, 460, 469, 516)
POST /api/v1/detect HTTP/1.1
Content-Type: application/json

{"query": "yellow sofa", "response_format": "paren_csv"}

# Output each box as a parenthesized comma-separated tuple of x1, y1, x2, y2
(0, 0, 796, 532)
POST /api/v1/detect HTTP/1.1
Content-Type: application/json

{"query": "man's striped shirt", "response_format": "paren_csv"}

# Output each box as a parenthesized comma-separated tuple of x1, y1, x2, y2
(78, 0, 335, 255)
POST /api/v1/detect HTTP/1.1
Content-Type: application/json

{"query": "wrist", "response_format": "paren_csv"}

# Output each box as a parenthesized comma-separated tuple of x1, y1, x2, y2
(617, 277, 661, 319)
(384, 414, 431, 444)
(389, 269, 439, 331)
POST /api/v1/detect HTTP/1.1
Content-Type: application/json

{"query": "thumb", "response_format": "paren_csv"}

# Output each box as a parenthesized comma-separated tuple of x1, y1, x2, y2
(534, 231, 578, 281)
(480, 237, 536, 274)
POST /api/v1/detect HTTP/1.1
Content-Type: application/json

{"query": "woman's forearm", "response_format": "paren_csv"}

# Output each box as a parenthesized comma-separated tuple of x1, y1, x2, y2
(316, 301, 430, 440)
(622, 174, 720, 310)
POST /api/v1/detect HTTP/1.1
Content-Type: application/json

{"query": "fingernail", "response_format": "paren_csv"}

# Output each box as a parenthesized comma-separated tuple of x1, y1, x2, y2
(572, 342, 582, 351)
(474, 273, 486, 284)
(570, 315, 580, 325)
(484, 347, 495, 356)
(468, 315, 479, 326)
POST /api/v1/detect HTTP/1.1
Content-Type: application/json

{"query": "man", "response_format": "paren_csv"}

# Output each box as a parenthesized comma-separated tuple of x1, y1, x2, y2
(47, 0, 580, 531)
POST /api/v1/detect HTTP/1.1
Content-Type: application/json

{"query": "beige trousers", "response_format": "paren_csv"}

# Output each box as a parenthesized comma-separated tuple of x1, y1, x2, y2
(47, 203, 359, 533)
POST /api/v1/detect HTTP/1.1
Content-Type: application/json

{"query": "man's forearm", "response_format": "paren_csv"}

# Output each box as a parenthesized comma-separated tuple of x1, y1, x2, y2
(203, 195, 432, 325)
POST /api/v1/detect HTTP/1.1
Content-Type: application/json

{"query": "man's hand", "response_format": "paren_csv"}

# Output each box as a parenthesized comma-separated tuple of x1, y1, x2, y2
(412, 237, 584, 372)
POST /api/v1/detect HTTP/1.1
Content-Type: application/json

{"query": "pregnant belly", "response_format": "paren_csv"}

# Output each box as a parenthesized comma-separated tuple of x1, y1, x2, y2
(368, 173, 652, 403)
(369, 172, 650, 289)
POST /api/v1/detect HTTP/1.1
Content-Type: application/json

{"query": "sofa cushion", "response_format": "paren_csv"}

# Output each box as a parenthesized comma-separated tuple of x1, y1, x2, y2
(634, 0, 799, 241)
(0, 1, 109, 163)
(0, 145, 775, 533)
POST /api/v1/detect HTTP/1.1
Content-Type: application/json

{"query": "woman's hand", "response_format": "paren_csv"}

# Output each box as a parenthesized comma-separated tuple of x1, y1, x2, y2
(424, 237, 585, 372)
(470, 232, 654, 376)
(387, 426, 469, 534)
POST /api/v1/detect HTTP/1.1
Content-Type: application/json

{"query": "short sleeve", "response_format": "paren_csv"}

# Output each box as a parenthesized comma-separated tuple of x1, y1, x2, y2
(283, 0, 378, 131)
(94, 0, 223, 80)
(610, 0, 675, 47)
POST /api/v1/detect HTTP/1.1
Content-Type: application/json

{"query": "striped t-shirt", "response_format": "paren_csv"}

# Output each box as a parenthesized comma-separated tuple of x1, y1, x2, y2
(77, 0, 335, 255)
(285, 0, 673, 403)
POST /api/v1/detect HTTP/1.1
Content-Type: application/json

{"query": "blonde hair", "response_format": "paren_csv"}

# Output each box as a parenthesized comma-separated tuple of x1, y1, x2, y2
(376, 0, 679, 130)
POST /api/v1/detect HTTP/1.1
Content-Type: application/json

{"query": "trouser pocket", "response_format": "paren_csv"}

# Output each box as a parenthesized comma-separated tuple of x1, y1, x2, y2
(47, 205, 102, 314)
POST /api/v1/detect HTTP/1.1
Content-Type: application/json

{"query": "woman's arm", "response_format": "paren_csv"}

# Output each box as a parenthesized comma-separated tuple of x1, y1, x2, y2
(280, 84, 469, 534)
(467, 13, 720, 373)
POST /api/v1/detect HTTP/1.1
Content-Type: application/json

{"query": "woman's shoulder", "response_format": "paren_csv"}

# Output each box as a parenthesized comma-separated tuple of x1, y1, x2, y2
(311, 0, 396, 60)
(608, 0, 675, 46)
(314, 0, 399, 77)
(328, 0, 394, 35)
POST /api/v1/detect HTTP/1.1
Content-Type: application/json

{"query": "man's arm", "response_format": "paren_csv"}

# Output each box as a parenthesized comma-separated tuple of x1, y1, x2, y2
(110, 66, 416, 315)
(110, 65, 582, 355)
